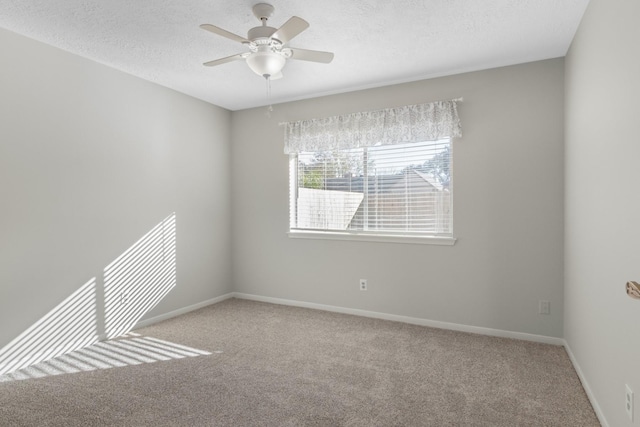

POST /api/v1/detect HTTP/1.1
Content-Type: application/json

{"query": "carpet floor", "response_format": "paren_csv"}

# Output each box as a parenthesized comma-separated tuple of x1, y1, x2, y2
(0, 298, 599, 426)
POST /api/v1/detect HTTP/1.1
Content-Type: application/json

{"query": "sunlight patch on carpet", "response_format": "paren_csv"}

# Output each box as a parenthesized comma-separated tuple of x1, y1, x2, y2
(0, 332, 211, 383)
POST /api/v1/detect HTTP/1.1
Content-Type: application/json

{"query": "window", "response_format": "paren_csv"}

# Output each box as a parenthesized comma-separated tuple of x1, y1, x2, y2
(283, 99, 461, 244)
(289, 139, 452, 240)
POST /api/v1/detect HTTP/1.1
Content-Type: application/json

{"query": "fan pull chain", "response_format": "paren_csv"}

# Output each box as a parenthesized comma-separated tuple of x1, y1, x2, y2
(265, 76, 274, 117)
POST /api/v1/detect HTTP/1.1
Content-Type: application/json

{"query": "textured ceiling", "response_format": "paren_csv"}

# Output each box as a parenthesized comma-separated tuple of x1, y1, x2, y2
(0, 0, 590, 111)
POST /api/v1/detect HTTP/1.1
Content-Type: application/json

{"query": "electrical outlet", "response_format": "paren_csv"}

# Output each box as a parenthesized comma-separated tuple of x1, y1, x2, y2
(538, 300, 550, 315)
(626, 384, 634, 421)
(359, 279, 367, 291)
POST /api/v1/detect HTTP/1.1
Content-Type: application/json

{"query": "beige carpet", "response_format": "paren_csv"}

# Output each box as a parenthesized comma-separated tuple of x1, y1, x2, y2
(0, 298, 599, 426)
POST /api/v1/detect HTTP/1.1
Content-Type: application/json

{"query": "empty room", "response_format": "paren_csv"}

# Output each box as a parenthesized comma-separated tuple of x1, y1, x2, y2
(0, 0, 638, 425)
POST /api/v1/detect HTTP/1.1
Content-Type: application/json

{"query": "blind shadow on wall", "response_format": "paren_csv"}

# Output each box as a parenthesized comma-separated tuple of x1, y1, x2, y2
(0, 213, 178, 377)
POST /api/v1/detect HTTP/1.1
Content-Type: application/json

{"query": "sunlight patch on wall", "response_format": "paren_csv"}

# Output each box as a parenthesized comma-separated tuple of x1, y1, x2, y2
(0, 332, 212, 383)
(0, 213, 178, 376)
(0, 278, 98, 376)
(104, 213, 177, 339)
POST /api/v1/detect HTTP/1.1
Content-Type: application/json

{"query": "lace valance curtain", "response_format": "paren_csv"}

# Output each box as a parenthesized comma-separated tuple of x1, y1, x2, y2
(282, 99, 462, 154)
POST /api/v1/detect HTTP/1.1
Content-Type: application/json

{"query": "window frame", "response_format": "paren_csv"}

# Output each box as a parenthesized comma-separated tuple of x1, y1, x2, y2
(288, 140, 456, 245)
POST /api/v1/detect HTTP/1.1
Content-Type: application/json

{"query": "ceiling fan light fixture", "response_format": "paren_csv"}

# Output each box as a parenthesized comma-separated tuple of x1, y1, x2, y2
(246, 49, 286, 78)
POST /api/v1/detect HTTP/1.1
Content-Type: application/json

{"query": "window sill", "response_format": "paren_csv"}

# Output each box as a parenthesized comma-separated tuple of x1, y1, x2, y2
(287, 230, 456, 246)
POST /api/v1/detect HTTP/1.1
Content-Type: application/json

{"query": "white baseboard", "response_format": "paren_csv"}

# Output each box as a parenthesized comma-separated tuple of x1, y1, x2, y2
(134, 293, 234, 330)
(563, 341, 608, 427)
(231, 292, 564, 346)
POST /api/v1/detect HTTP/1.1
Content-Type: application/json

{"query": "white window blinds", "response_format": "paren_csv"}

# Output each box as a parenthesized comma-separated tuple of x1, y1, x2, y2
(290, 139, 452, 236)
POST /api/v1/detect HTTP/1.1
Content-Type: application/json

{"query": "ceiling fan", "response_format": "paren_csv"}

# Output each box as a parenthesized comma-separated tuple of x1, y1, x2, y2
(200, 3, 334, 80)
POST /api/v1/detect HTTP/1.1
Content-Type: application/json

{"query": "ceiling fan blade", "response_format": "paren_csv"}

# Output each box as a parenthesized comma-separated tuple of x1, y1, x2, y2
(200, 24, 249, 44)
(270, 16, 309, 44)
(289, 48, 334, 64)
(203, 53, 246, 67)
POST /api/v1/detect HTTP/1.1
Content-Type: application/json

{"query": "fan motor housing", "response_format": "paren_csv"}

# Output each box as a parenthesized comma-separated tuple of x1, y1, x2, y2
(248, 26, 278, 41)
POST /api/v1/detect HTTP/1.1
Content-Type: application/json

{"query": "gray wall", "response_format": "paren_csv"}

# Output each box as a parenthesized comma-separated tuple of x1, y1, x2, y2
(231, 59, 565, 338)
(565, 0, 640, 425)
(0, 28, 232, 349)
